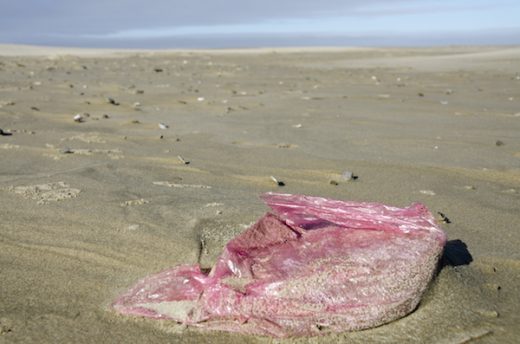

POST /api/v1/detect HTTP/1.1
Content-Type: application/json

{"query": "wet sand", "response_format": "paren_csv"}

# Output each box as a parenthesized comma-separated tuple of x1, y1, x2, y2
(0, 45, 519, 343)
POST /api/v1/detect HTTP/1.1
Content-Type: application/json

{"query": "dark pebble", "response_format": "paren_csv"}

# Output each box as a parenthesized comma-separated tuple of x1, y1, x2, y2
(0, 128, 13, 136)
(107, 97, 120, 106)
(437, 211, 451, 224)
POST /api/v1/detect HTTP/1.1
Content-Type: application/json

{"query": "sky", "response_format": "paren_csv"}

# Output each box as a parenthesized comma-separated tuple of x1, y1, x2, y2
(1, 0, 519, 48)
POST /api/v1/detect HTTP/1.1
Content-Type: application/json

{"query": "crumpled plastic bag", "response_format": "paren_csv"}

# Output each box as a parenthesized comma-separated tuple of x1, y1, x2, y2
(112, 193, 446, 337)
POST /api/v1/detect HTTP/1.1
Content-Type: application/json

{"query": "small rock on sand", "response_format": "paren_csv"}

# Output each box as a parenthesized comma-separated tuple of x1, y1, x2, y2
(270, 176, 285, 187)
(106, 97, 120, 106)
(420, 190, 436, 196)
(121, 199, 149, 207)
(177, 155, 189, 164)
(0, 128, 13, 136)
(341, 171, 358, 181)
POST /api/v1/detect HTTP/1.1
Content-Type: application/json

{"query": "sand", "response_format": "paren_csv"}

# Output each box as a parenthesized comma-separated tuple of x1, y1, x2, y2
(0, 44, 519, 343)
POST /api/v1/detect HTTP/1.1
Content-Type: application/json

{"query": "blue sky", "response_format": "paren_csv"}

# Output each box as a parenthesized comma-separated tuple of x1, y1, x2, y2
(1, 0, 519, 47)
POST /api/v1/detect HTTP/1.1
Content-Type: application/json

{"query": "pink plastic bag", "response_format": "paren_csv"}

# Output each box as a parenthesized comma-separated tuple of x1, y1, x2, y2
(113, 193, 446, 337)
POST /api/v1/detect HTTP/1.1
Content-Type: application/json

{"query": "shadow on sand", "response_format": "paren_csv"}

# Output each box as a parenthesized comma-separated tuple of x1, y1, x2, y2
(442, 239, 473, 267)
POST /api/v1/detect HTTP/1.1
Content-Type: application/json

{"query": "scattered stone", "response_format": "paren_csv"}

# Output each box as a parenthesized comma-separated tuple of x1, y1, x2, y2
(121, 199, 149, 207)
(177, 155, 190, 164)
(132, 102, 141, 110)
(464, 185, 476, 190)
(0, 317, 13, 334)
(197, 97, 205, 102)
(107, 97, 120, 106)
(437, 211, 451, 224)
(445, 89, 453, 95)
(341, 171, 358, 181)
(153, 181, 211, 189)
(292, 123, 302, 128)
(418, 92, 425, 97)
(495, 140, 504, 146)
(102, 114, 110, 119)
(474, 309, 499, 318)
(420, 190, 436, 196)
(60, 147, 74, 154)
(9, 181, 81, 205)
(329, 180, 339, 186)
(135, 89, 144, 94)
(270, 176, 285, 187)
(154, 68, 163, 73)
(440, 100, 449, 105)
(0, 100, 15, 108)
(276, 143, 295, 149)
(158, 123, 169, 130)
(204, 202, 224, 208)
(73, 114, 84, 122)
(131, 120, 140, 124)
(0, 143, 19, 149)
(128, 224, 140, 231)
(30, 106, 40, 111)
(0, 128, 12, 136)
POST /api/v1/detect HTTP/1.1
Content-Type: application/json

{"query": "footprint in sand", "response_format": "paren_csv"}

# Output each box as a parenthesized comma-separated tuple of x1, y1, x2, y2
(9, 181, 81, 204)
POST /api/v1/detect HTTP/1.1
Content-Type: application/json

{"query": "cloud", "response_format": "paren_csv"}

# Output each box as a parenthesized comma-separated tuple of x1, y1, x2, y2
(351, 0, 514, 16)
(0, 0, 407, 35)
(0, 0, 518, 46)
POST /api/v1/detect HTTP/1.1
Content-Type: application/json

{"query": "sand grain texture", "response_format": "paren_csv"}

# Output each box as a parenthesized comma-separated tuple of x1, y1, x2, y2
(0, 45, 519, 343)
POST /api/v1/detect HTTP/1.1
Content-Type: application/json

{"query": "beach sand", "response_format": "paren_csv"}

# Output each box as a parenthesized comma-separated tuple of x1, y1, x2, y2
(0, 45, 519, 343)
